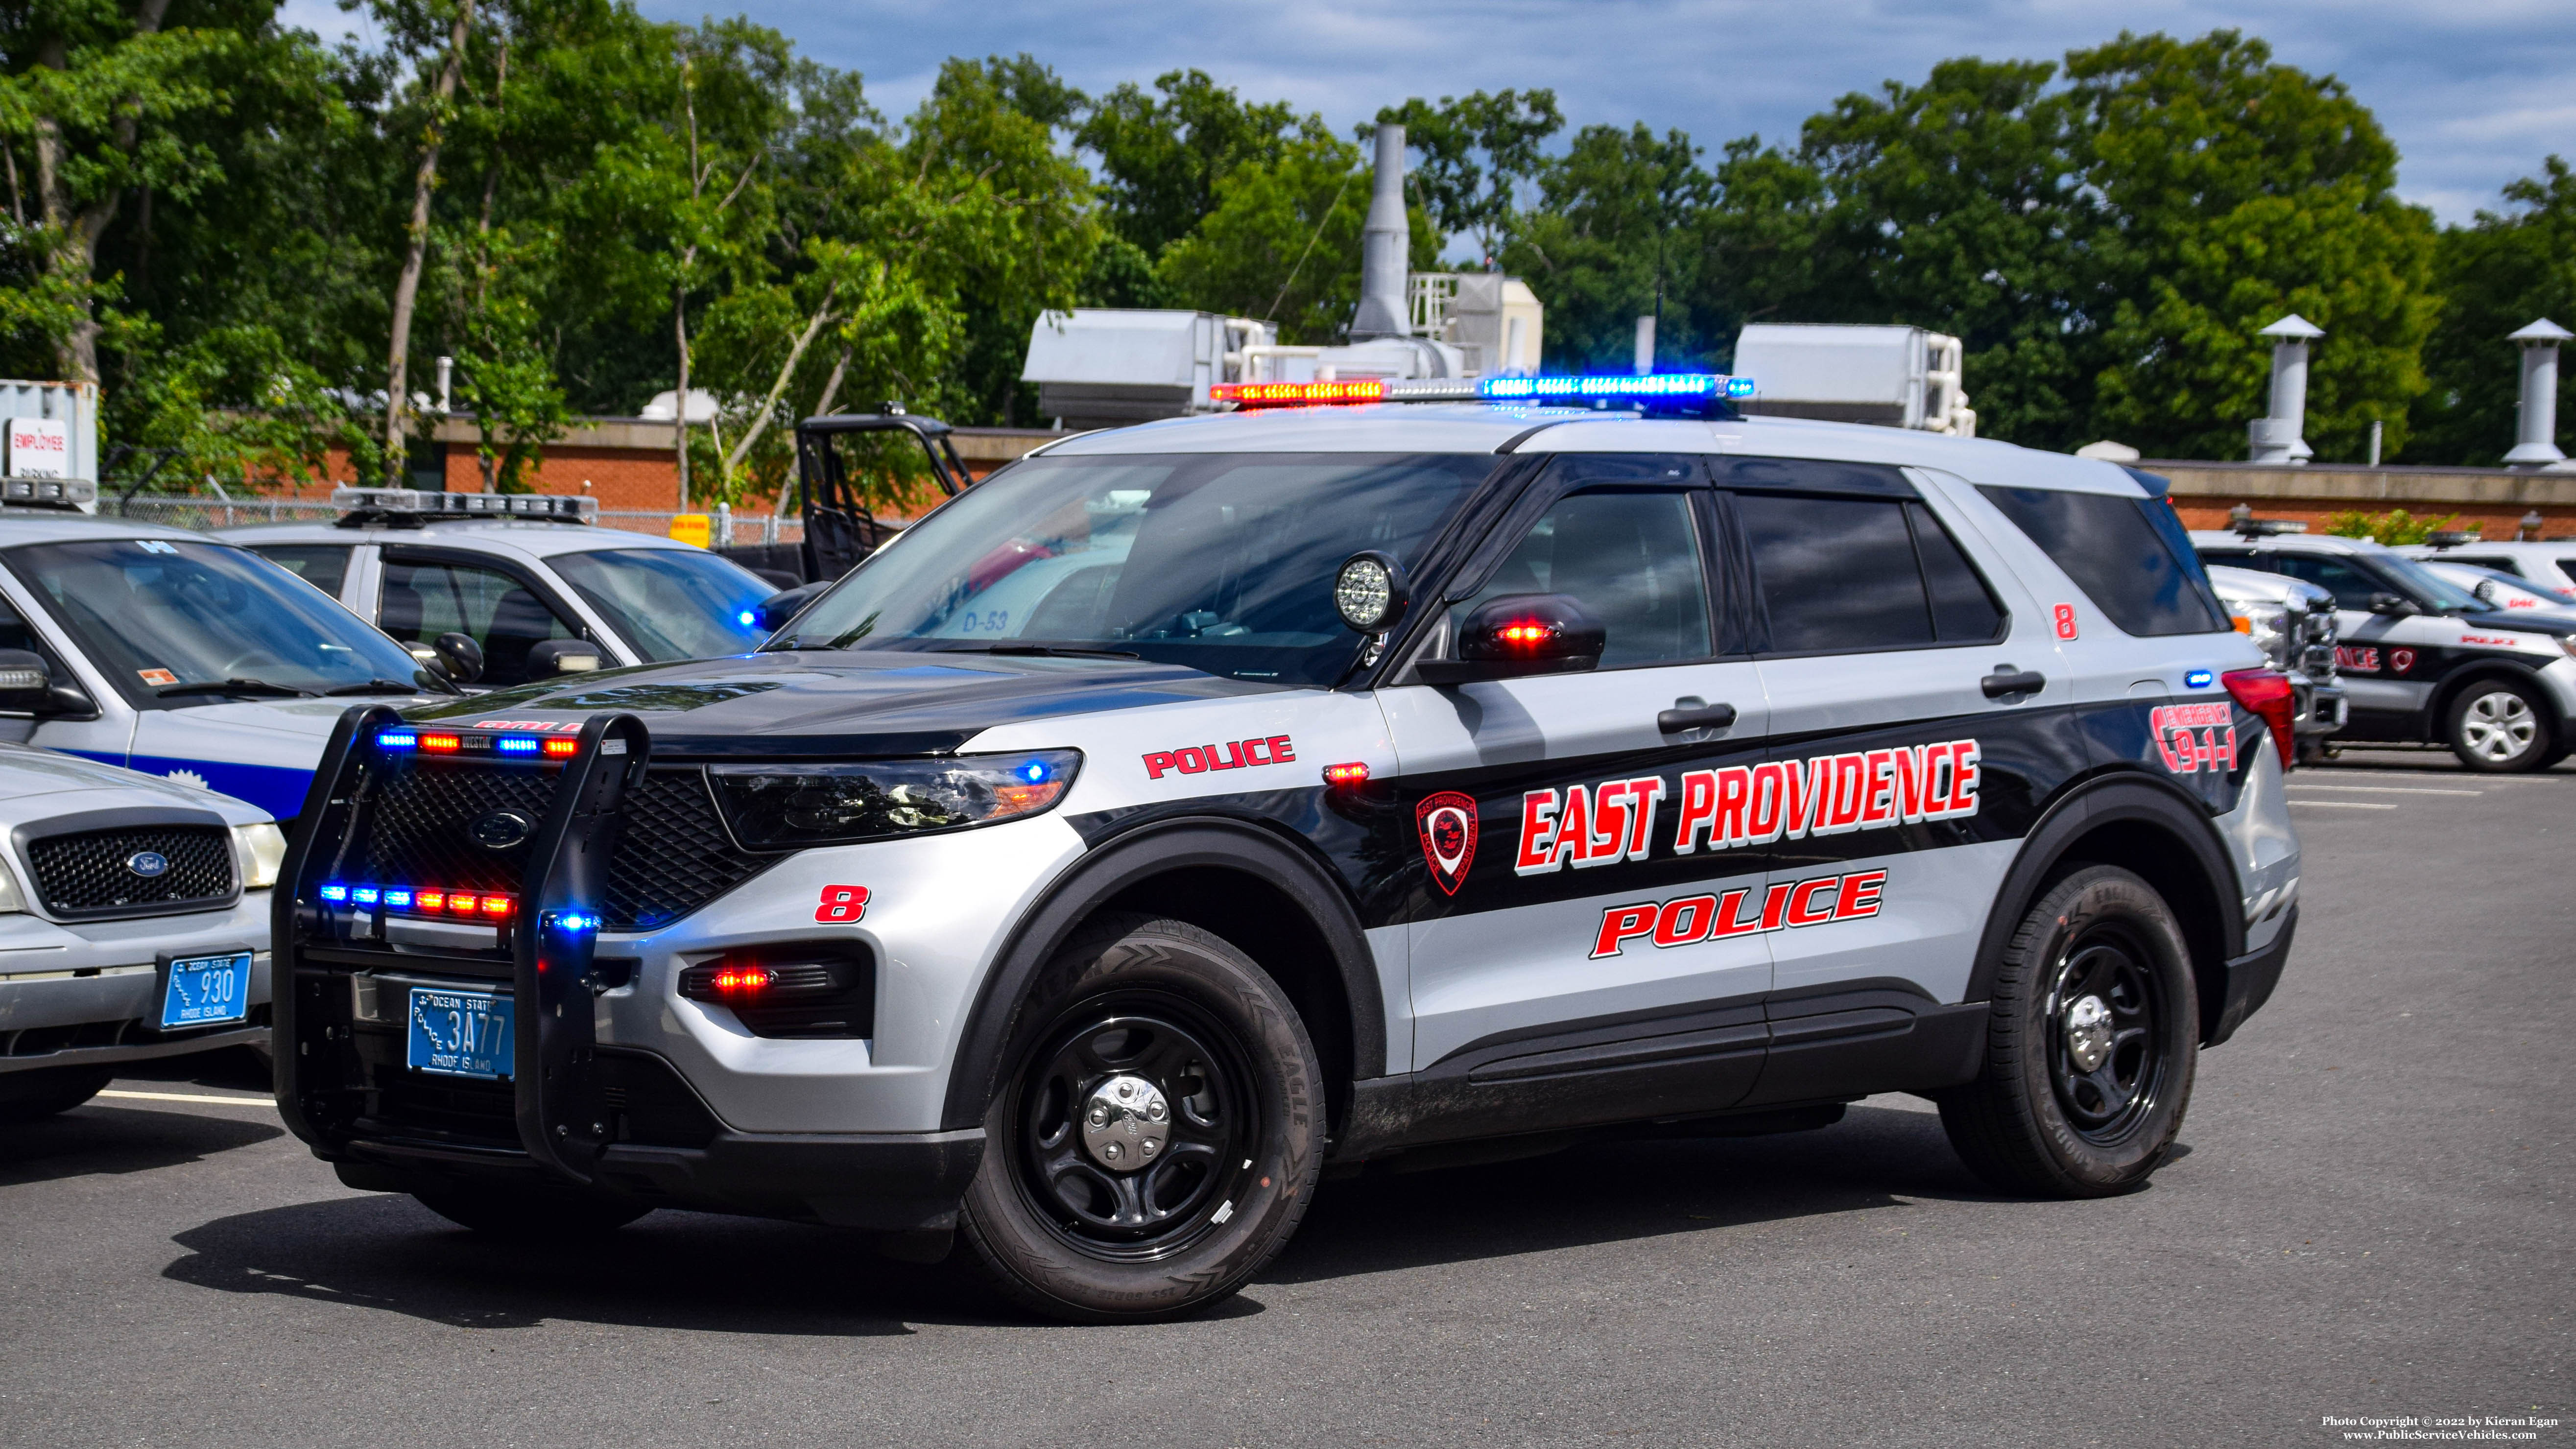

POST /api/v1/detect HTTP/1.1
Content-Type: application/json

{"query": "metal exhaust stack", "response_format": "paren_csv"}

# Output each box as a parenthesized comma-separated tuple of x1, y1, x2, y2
(1350, 123, 1409, 341)
(2505, 319, 2572, 470)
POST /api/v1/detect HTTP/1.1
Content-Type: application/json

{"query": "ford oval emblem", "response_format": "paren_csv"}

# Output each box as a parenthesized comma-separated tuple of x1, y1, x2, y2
(471, 809, 536, 851)
(127, 850, 169, 878)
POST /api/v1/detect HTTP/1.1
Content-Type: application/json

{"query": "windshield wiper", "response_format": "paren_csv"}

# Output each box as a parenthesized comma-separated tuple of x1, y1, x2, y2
(157, 679, 315, 699)
(322, 679, 424, 696)
(931, 643, 1142, 660)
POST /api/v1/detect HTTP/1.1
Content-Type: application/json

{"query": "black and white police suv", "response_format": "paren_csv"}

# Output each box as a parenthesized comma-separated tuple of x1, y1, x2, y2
(2197, 523, 2576, 771)
(274, 373, 2302, 1322)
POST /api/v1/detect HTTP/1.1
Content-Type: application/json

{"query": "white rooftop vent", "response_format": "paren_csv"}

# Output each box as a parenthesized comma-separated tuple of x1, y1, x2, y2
(1731, 324, 1975, 435)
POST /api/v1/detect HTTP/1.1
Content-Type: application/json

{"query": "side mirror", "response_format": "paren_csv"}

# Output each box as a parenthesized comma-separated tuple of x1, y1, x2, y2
(2367, 592, 2417, 618)
(756, 582, 832, 633)
(432, 631, 485, 685)
(0, 649, 49, 713)
(525, 639, 603, 676)
(1333, 551, 1410, 634)
(1414, 594, 1606, 685)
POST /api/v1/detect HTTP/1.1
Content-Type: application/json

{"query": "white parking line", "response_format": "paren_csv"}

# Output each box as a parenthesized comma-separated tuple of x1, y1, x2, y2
(2288, 784, 2483, 796)
(2290, 800, 2400, 809)
(96, 1090, 276, 1108)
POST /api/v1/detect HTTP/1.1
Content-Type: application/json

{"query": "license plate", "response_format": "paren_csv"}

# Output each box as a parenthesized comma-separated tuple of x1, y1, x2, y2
(159, 952, 251, 1029)
(406, 987, 515, 1080)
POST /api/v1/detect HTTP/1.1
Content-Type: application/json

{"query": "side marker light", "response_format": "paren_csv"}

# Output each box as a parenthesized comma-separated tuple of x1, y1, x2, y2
(1322, 762, 1370, 786)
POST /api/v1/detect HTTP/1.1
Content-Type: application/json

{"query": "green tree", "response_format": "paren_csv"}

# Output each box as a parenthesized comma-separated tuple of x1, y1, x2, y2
(2409, 158, 2576, 465)
(2074, 30, 2436, 462)
(1499, 123, 1711, 372)
(1077, 69, 1297, 258)
(1374, 88, 1562, 265)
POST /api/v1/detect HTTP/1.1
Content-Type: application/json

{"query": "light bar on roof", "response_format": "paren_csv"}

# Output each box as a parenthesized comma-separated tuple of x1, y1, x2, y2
(1479, 373, 1754, 401)
(1210, 380, 1387, 408)
(331, 486, 599, 523)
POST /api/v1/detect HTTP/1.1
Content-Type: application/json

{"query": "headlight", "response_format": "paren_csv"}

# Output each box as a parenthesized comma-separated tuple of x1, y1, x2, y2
(2231, 602, 2290, 667)
(231, 822, 286, 890)
(709, 750, 1082, 848)
(0, 857, 23, 915)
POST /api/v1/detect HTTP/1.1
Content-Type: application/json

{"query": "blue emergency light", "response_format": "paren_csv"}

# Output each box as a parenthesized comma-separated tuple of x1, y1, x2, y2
(1479, 373, 1751, 401)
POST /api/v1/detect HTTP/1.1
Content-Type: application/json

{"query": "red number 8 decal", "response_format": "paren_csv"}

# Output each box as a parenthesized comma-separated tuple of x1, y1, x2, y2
(815, 885, 870, 924)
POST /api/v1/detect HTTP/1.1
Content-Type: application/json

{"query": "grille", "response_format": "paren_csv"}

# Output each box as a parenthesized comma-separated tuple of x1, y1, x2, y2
(356, 761, 773, 931)
(26, 826, 235, 918)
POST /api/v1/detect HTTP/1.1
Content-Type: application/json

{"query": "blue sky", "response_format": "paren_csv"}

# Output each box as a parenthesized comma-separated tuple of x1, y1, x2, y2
(294, 0, 2576, 228)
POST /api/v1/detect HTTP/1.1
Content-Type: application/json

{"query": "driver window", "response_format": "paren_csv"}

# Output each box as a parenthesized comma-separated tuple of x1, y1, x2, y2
(379, 559, 578, 687)
(1451, 490, 1713, 667)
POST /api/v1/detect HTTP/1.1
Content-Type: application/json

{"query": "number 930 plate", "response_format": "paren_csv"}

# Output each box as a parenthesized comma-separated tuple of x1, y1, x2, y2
(158, 951, 252, 1029)
(406, 987, 515, 1080)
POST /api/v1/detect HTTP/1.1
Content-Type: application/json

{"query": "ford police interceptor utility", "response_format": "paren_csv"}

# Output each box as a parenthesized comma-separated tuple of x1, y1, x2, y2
(218, 489, 779, 690)
(274, 373, 2303, 1322)
(2196, 525, 2576, 772)
(0, 512, 448, 820)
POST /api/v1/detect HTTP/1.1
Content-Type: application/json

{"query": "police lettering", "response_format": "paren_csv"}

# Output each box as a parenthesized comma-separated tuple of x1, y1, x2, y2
(1591, 869, 1888, 959)
(1143, 735, 1295, 780)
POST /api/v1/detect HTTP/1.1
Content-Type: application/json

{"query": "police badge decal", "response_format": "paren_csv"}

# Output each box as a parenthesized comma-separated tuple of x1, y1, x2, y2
(1415, 791, 1478, 896)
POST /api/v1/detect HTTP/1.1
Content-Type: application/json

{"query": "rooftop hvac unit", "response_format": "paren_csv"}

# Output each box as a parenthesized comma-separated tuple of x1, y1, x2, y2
(1020, 310, 1277, 430)
(1730, 324, 1975, 436)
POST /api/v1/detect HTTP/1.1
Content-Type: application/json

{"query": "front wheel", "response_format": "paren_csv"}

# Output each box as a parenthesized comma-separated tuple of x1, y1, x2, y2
(957, 913, 1323, 1323)
(1938, 866, 2199, 1197)
(2448, 681, 2555, 772)
(0, 1066, 113, 1123)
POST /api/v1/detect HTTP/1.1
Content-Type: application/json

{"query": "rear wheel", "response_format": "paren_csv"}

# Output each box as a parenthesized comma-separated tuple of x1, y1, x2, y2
(411, 1182, 650, 1239)
(957, 913, 1322, 1323)
(0, 1066, 113, 1123)
(2448, 681, 2554, 772)
(1939, 866, 2198, 1197)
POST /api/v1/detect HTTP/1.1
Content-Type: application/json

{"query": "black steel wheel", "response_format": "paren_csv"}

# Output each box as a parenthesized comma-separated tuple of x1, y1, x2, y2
(1940, 865, 2199, 1197)
(959, 913, 1322, 1322)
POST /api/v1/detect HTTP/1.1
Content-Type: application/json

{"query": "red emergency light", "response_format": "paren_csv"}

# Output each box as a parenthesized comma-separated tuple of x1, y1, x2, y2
(1212, 380, 1386, 409)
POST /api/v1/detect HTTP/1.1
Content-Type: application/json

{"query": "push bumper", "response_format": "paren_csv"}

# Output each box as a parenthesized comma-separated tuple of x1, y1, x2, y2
(2207, 904, 2295, 1046)
(2294, 682, 2346, 736)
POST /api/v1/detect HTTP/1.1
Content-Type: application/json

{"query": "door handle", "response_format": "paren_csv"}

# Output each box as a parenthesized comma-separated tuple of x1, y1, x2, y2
(1981, 667, 2047, 699)
(1658, 701, 1739, 733)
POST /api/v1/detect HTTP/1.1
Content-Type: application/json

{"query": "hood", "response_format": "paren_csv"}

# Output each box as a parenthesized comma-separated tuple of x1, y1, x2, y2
(0, 741, 270, 822)
(2444, 605, 2576, 638)
(401, 652, 1280, 758)
(167, 696, 423, 739)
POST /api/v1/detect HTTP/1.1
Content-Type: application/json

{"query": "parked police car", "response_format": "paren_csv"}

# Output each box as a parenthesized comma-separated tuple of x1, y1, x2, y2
(0, 736, 283, 1120)
(2196, 526, 2576, 771)
(2416, 559, 2576, 619)
(275, 375, 2302, 1322)
(2398, 539, 2576, 595)
(0, 512, 448, 819)
(219, 489, 779, 689)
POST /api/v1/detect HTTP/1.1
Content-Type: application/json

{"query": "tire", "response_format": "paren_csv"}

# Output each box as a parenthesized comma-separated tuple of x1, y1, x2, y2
(2447, 680, 2555, 773)
(956, 913, 1323, 1323)
(0, 1066, 114, 1123)
(412, 1183, 651, 1239)
(1938, 866, 2199, 1197)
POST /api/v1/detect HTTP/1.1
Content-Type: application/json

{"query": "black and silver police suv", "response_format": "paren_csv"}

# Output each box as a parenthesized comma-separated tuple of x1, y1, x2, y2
(272, 373, 2302, 1322)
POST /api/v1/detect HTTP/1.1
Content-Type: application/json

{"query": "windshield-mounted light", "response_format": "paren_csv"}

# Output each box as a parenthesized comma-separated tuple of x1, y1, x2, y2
(708, 750, 1084, 848)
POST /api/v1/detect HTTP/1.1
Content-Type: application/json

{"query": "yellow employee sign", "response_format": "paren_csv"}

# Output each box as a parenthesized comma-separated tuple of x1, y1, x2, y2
(668, 513, 711, 547)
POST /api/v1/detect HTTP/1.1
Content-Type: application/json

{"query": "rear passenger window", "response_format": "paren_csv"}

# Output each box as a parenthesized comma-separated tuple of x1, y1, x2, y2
(1977, 487, 2227, 636)
(1737, 494, 2005, 653)
(2556, 559, 2576, 590)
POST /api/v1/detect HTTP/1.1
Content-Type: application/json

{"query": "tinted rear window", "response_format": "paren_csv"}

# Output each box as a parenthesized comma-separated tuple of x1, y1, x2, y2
(1978, 487, 2226, 636)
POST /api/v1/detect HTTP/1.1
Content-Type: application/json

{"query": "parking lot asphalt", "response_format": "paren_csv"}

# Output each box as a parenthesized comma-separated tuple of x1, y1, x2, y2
(1, 747, 2567, 1449)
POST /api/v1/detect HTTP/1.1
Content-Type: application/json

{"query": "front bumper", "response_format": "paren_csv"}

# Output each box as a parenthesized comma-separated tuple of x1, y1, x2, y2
(2293, 680, 2346, 737)
(0, 897, 272, 1074)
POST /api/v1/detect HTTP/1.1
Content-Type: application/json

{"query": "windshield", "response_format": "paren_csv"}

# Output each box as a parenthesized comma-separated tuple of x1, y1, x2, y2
(2374, 552, 2484, 612)
(772, 452, 1496, 687)
(7, 538, 434, 705)
(549, 546, 773, 662)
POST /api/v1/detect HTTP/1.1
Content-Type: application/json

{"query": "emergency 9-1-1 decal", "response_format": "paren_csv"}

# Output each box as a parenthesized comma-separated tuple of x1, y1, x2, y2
(1515, 740, 1980, 877)
(2150, 703, 2236, 774)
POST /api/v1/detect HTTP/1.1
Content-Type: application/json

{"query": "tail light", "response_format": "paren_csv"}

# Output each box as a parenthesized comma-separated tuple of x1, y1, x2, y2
(2222, 668, 2297, 771)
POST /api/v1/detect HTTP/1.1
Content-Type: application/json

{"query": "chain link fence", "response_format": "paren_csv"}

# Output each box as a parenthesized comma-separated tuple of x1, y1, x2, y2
(101, 496, 804, 549)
